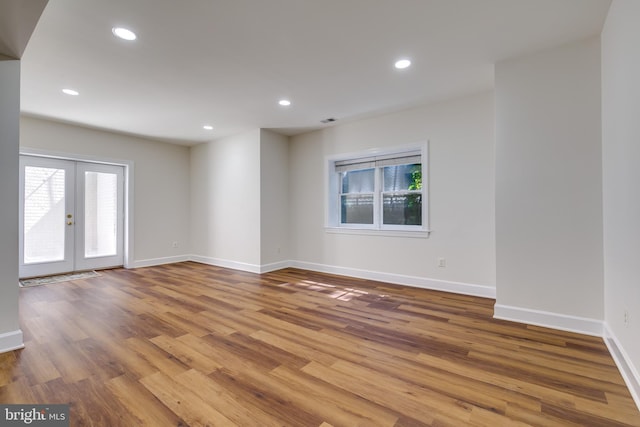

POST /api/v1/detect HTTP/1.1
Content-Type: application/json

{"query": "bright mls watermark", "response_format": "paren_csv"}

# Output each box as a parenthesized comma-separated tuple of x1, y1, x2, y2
(1, 405, 69, 426)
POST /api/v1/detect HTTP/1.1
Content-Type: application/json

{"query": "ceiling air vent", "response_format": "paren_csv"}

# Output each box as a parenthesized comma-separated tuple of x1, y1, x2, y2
(321, 118, 337, 124)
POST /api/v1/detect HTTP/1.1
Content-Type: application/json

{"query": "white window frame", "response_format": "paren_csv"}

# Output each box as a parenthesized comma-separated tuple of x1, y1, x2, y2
(325, 143, 430, 238)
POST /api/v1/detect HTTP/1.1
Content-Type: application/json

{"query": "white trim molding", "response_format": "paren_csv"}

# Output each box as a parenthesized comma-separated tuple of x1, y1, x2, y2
(174, 256, 288, 274)
(145, 256, 495, 298)
(493, 304, 604, 337)
(290, 260, 495, 298)
(133, 255, 288, 274)
(0, 329, 24, 354)
(132, 255, 191, 269)
(190, 255, 262, 274)
(260, 261, 290, 274)
(325, 227, 431, 239)
(604, 324, 640, 411)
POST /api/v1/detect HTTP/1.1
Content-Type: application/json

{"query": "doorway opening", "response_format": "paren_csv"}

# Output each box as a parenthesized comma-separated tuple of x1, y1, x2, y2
(19, 154, 129, 279)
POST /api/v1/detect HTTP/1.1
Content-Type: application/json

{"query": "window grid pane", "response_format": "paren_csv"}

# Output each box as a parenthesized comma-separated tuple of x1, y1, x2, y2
(341, 169, 375, 193)
(382, 191, 422, 225)
(383, 163, 422, 192)
(84, 171, 118, 258)
(341, 194, 374, 224)
(340, 169, 375, 224)
(23, 166, 66, 264)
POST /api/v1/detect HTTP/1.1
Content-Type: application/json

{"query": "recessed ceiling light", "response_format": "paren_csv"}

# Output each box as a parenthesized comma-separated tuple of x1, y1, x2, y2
(279, 99, 291, 106)
(394, 59, 411, 69)
(203, 125, 214, 130)
(112, 27, 137, 41)
(62, 88, 79, 96)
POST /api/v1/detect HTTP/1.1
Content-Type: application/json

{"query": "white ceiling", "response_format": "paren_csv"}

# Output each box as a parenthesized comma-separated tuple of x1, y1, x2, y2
(19, 0, 611, 145)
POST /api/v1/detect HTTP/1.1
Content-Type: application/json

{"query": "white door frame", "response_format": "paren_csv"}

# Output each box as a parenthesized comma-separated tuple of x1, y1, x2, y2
(20, 147, 134, 271)
(19, 156, 76, 277)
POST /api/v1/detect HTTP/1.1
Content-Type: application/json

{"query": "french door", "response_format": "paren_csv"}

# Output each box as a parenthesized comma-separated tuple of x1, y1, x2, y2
(19, 156, 125, 278)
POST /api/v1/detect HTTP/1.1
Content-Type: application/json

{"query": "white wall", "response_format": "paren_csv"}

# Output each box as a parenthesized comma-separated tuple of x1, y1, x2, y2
(260, 129, 290, 267)
(495, 37, 603, 328)
(20, 116, 191, 266)
(602, 0, 640, 404)
(190, 129, 262, 269)
(289, 92, 495, 294)
(0, 59, 23, 352)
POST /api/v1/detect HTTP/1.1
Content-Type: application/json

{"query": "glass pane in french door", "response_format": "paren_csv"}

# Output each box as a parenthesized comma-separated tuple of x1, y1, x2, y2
(84, 171, 118, 258)
(74, 162, 124, 271)
(23, 166, 67, 263)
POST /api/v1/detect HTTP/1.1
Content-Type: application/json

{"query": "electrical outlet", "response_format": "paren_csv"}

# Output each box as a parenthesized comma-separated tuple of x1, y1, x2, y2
(172, 241, 178, 248)
(437, 257, 446, 268)
(624, 310, 630, 327)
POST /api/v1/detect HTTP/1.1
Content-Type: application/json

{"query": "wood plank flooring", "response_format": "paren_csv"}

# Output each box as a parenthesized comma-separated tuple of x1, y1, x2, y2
(1, 261, 639, 426)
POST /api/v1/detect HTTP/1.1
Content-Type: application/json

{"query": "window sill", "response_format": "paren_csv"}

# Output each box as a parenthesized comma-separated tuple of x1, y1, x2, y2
(325, 227, 431, 239)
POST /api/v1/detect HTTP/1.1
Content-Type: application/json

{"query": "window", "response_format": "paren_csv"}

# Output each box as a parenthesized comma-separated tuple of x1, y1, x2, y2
(340, 168, 374, 224)
(327, 146, 428, 234)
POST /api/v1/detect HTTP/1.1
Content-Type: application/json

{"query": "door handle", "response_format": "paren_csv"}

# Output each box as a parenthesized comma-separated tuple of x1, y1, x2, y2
(67, 221, 74, 225)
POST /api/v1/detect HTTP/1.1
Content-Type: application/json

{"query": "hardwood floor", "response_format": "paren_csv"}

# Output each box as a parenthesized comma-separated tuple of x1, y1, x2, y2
(1, 262, 639, 426)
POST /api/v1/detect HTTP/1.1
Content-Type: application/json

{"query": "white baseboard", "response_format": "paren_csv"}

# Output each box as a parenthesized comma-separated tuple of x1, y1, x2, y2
(132, 255, 191, 269)
(190, 255, 262, 274)
(140, 256, 495, 298)
(493, 304, 604, 337)
(0, 329, 24, 354)
(259, 260, 290, 273)
(290, 260, 496, 298)
(604, 324, 640, 411)
(132, 255, 288, 274)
